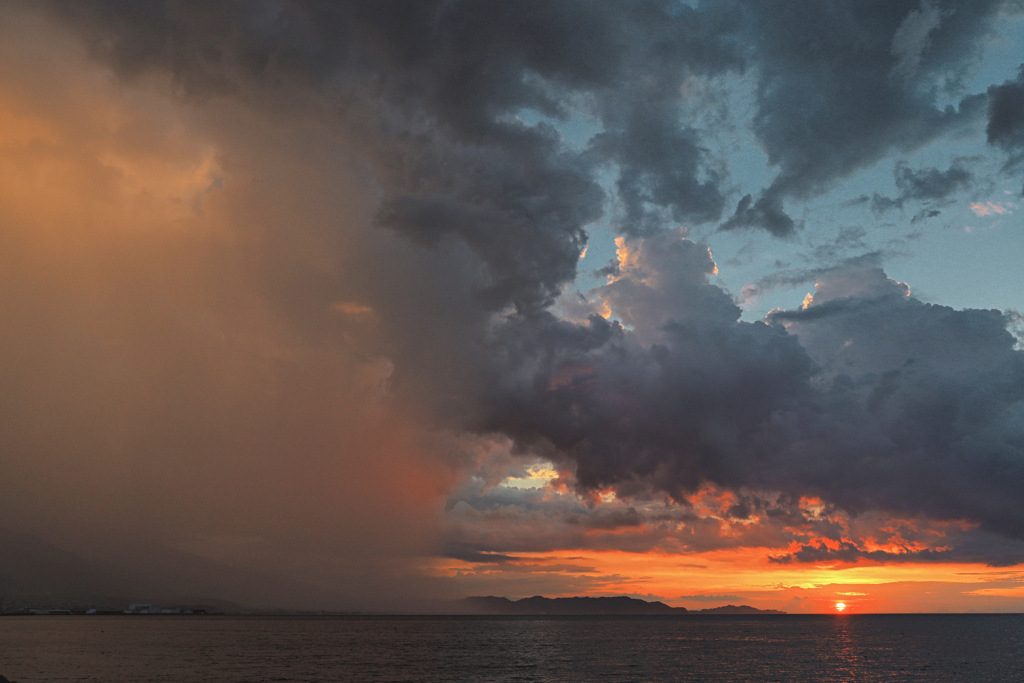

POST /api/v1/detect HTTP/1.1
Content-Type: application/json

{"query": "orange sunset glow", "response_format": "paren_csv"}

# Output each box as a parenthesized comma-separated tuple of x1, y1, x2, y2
(428, 545, 1024, 613)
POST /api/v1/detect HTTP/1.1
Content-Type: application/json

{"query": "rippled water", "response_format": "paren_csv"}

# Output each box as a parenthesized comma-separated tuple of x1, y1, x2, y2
(2, 614, 1023, 682)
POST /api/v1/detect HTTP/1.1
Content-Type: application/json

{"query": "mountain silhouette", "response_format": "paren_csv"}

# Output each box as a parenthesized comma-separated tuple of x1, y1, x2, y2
(455, 595, 784, 615)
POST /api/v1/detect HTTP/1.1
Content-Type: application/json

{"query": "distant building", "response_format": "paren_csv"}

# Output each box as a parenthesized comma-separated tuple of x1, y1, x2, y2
(126, 603, 162, 614)
(29, 609, 71, 615)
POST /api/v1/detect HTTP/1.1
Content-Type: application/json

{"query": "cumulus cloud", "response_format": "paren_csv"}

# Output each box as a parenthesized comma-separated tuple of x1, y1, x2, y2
(767, 269, 1024, 538)
(466, 243, 1024, 558)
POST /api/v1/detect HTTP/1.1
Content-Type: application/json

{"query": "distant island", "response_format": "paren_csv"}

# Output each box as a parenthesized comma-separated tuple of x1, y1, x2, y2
(453, 596, 784, 615)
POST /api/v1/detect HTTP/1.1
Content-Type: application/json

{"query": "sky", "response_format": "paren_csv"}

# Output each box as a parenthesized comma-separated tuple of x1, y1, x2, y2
(3, 0, 1024, 614)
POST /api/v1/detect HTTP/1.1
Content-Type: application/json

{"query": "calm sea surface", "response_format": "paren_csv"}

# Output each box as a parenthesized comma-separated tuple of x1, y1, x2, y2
(2, 614, 1023, 682)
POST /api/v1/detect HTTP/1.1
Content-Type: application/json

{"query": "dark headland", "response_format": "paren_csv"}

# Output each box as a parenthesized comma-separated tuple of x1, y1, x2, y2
(453, 596, 785, 615)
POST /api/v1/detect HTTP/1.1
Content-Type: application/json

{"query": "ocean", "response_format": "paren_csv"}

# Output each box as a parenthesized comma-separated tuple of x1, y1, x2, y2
(2, 614, 1023, 682)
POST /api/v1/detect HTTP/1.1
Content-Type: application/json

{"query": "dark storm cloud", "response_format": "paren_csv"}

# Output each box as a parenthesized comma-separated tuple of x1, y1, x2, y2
(767, 542, 958, 565)
(474, 234, 816, 500)
(988, 66, 1024, 165)
(472, 237, 1024, 547)
(440, 546, 520, 564)
(373, 132, 601, 312)
(40, 0, 1016, 243)
(443, 455, 1024, 565)
(444, 480, 765, 556)
(893, 162, 974, 201)
(765, 271, 1024, 539)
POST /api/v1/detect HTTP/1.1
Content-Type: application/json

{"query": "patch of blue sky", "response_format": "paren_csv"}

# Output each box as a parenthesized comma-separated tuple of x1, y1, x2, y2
(575, 169, 621, 293)
(883, 181, 1022, 314)
(703, 15, 1024, 320)
(962, 12, 1024, 94)
(719, 106, 1020, 319)
(824, 121, 1022, 313)
(512, 106, 600, 152)
(706, 228, 808, 320)
(683, 70, 766, 200)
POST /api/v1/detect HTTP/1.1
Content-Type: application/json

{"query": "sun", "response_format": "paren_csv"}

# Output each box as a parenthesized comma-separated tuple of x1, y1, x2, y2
(835, 602, 846, 612)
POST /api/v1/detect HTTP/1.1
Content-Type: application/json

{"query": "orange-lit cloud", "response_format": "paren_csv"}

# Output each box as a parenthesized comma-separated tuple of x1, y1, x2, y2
(612, 236, 639, 279)
(440, 466, 1024, 611)
(970, 201, 1010, 216)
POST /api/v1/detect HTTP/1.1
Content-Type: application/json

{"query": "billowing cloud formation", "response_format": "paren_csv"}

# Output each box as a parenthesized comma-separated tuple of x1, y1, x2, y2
(3, 0, 1024, 609)
(470, 239, 1024, 546)
(476, 234, 812, 501)
(769, 271, 1024, 537)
